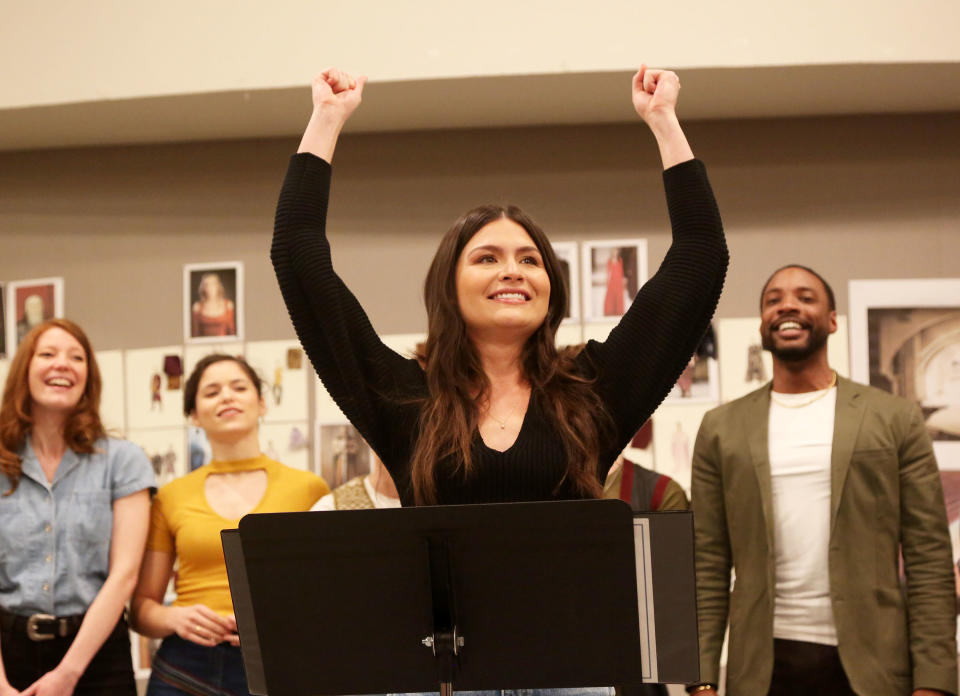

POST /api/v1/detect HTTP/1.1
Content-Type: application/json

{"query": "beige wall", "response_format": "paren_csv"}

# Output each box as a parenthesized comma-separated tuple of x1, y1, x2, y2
(1, 111, 958, 351)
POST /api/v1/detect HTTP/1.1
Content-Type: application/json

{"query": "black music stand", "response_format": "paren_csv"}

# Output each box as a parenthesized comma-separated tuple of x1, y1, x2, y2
(222, 499, 698, 696)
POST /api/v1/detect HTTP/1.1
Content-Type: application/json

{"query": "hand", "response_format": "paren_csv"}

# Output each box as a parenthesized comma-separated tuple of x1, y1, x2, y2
(310, 68, 367, 125)
(0, 681, 21, 696)
(20, 665, 80, 696)
(170, 604, 238, 647)
(223, 614, 241, 647)
(632, 65, 681, 125)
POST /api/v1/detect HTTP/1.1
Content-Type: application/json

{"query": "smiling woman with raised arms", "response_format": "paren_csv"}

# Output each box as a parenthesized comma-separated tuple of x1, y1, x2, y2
(130, 354, 328, 696)
(0, 319, 155, 696)
(272, 66, 727, 508)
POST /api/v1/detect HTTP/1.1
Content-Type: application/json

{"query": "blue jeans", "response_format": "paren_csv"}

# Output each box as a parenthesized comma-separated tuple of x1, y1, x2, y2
(146, 634, 250, 696)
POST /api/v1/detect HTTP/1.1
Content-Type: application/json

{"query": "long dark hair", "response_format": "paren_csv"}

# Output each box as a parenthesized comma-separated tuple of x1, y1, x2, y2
(411, 204, 612, 505)
(0, 319, 105, 495)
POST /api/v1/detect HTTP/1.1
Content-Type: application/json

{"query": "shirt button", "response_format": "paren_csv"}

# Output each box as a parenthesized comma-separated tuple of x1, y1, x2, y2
(45, 524, 52, 533)
(46, 555, 53, 563)
(42, 583, 49, 592)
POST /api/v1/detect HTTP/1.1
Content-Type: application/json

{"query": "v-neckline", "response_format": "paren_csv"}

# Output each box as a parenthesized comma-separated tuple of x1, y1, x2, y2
(478, 390, 533, 454)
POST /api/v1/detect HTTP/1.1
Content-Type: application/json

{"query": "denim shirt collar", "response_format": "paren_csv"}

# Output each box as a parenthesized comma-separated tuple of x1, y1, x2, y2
(20, 435, 82, 490)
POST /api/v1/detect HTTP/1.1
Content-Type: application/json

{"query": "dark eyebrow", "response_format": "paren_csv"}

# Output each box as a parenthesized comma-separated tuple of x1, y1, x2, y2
(201, 378, 248, 390)
(468, 244, 541, 255)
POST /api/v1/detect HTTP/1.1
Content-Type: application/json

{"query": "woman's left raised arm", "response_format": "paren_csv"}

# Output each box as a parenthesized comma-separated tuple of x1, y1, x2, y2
(21, 489, 150, 696)
(584, 67, 728, 461)
(632, 65, 693, 169)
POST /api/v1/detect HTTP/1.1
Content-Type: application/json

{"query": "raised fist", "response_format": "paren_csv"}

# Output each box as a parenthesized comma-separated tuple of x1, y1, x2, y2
(310, 67, 367, 122)
(632, 65, 681, 124)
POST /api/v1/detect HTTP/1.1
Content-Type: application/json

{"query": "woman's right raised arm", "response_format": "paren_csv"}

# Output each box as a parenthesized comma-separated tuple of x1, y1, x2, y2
(272, 70, 420, 459)
(297, 68, 366, 162)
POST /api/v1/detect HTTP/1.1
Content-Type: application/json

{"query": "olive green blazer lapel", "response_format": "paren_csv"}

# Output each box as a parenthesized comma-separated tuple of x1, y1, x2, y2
(830, 376, 867, 534)
(745, 384, 776, 555)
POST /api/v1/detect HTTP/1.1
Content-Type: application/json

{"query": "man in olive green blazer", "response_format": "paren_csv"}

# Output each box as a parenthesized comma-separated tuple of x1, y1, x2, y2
(690, 266, 956, 696)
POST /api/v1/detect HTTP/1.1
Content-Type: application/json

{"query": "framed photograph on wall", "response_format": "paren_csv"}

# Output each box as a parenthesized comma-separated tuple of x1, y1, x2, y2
(581, 240, 647, 322)
(849, 278, 960, 470)
(550, 241, 580, 323)
(315, 421, 373, 489)
(6, 277, 64, 351)
(183, 262, 243, 344)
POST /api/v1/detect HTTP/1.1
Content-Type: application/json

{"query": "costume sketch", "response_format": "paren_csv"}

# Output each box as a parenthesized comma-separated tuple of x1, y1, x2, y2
(150, 373, 163, 410)
(745, 343, 767, 382)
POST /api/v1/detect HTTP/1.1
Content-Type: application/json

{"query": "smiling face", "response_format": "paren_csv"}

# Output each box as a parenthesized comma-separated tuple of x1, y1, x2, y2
(760, 266, 837, 363)
(190, 359, 265, 440)
(455, 217, 551, 341)
(28, 327, 89, 416)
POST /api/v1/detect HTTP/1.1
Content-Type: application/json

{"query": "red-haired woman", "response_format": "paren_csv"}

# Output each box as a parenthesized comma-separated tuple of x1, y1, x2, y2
(0, 320, 154, 695)
(272, 66, 726, 510)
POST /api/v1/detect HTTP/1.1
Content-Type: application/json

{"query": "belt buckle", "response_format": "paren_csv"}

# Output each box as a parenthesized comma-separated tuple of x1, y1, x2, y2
(26, 613, 57, 641)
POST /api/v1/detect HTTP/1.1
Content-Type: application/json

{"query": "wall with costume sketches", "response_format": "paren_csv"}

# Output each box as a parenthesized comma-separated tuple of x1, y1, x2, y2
(2, 113, 958, 351)
(0, 112, 957, 500)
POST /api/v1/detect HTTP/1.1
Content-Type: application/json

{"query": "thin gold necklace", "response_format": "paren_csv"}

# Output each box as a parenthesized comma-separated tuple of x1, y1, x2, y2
(770, 371, 837, 409)
(486, 407, 514, 430)
(483, 385, 529, 430)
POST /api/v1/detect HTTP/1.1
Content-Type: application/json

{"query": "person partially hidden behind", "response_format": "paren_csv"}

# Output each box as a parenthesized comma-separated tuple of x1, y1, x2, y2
(603, 452, 687, 516)
(690, 265, 957, 696)
(603, 435, 688, 696)
(312, 453, 400, 511)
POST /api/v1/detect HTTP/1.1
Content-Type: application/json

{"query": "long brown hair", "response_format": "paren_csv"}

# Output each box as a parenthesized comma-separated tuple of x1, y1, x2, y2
(0, 319, 105, 494)
(411, 204, 612, 505)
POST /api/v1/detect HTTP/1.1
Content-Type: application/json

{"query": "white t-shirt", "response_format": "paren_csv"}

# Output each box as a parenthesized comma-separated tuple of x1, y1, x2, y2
(768, 386, 838, 645)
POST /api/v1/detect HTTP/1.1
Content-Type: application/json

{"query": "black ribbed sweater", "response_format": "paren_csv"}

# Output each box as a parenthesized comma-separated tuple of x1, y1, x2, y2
(272, 153, 727, 507)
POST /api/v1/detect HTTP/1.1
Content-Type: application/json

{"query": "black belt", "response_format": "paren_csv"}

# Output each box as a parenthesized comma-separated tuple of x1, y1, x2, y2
(0, 607, 84, 642)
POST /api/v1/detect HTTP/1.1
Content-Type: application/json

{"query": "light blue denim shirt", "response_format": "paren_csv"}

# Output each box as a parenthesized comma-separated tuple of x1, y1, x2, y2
(0, 436, 155, 616)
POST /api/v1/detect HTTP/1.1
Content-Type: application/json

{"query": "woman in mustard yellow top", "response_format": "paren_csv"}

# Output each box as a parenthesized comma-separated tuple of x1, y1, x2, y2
(130, 354, 328, 696)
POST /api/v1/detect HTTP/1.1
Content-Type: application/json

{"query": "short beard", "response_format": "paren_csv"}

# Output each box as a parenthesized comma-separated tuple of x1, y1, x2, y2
(761, 325, 829, 363)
